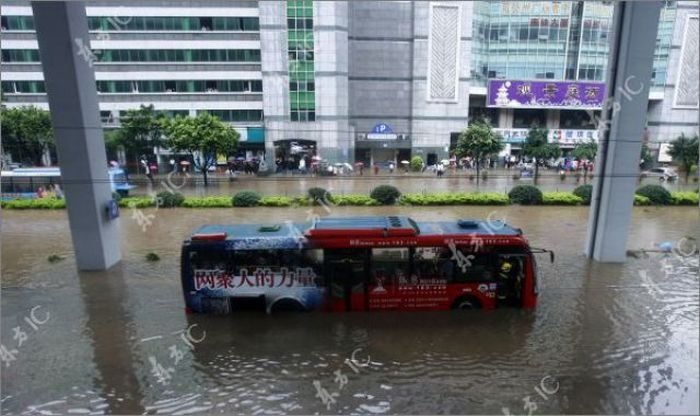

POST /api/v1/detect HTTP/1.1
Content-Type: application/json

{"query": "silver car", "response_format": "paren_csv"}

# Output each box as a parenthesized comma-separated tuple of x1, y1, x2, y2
(642, 167, 678, 181)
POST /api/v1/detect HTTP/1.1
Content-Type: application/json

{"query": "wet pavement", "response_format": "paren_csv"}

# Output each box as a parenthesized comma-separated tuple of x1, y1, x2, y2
(1, 205, 699, 414)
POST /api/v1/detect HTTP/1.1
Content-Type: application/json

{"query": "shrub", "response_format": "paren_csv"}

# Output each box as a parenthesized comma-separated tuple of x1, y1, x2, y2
(410, 156, 424, 172)
(145, 252, 160, 261)
(370, 185, 401, 205)
(542, 192, 583, 205)
(48, 254, 66, 263)
(508, 185, 543, 205)
(119, 197, 154, 209)
(1, 198, 66, 209)
(259, 196, 294, 207)
(634, 195, 651, 205)
(635, 185, 672, 205)
(232, 190, 262, 207)
(181, 196, 232, 208)
(670, 191, 700, 205)
(156, 191, 185, 208)
(573, 184, 593, 205)
(399, 192, 509, 205)
(308, 187, 332, 204)
(331, 194, 378, 206)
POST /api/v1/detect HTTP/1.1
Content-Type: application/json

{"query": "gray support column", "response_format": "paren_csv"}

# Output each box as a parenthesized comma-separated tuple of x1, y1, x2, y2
(32, 1, 121, 270)
(585, 1, 661, 262)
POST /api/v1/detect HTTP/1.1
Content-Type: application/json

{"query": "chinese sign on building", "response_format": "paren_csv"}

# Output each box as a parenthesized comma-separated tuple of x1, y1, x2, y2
(487, 80, 606, 109)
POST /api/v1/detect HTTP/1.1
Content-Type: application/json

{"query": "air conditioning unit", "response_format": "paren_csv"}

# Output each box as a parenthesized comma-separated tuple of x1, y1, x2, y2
(357, 133, 367, 140)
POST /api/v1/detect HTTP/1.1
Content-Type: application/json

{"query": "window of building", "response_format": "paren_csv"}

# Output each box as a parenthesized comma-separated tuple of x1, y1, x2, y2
(513, 109, 547, 129)
(560, 110, 597, 129)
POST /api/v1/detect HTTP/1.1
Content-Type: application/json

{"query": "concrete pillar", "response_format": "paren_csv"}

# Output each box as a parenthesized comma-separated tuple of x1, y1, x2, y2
(585, 1, 661, 262)
(32, 1, 121, 270)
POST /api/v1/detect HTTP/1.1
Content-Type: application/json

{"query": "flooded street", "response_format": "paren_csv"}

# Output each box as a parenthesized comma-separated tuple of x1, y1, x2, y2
(128, 171, 698, 197)
(1, 205, 698, 415)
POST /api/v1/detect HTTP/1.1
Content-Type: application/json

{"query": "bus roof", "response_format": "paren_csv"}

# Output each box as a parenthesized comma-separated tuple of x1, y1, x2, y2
(1, 167, 126, 177)
(187, 216, 524, 250)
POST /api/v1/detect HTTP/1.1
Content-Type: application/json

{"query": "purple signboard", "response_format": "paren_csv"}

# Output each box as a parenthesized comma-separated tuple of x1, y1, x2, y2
(487, 80, 606, 109)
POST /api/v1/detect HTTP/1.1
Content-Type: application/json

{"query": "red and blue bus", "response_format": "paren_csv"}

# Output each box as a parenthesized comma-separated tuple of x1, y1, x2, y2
(181, 216, 553, 314)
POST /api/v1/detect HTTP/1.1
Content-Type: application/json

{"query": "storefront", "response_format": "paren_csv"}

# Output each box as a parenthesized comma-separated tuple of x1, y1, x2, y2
(355, 123, 411, 168)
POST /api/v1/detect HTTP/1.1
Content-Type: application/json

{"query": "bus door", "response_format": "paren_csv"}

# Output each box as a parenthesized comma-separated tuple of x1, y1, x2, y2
(495, 254, 528, 307)
(324, 249, 370, 311)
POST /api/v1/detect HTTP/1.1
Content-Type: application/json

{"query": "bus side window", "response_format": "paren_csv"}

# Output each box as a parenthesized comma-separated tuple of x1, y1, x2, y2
(371, 247, 409, 286)
(414, 247, 453, 281)
(453, 250, 496, 283)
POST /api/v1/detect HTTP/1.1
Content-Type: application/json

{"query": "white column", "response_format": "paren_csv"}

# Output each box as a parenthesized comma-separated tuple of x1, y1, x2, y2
(32, 1, 121, 270)
(585, 1, 661, 262)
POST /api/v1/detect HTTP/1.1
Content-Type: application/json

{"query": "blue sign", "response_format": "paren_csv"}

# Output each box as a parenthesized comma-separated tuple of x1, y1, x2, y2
(106, 199, 119, 220)
(371, 123, 393, 134)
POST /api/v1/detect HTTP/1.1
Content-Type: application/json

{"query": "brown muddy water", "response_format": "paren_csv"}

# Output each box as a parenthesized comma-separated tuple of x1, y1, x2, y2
(1, 205, 698, 415)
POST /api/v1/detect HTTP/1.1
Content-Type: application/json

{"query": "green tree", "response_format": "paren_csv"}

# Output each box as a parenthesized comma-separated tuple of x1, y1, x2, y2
(571, 141, 597, 161)
(522, 126, 561, 181)
(0, 106, 54, 166)
(640, 142, 653, 169)
(163, 113, 239, 186)
(103, 129, 122, 161)
(668, 133, 699, 182)
(454, 121, 504, 184)
(114, 105, 166, 172)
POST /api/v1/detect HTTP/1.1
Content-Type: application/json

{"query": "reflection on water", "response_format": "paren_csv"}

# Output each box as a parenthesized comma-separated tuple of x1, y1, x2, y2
(1, 206, 698, 414)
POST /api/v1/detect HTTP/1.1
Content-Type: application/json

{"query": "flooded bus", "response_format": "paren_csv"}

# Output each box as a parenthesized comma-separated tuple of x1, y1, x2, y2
(1, 167, 135, 199)
(181, 216, 553, 314)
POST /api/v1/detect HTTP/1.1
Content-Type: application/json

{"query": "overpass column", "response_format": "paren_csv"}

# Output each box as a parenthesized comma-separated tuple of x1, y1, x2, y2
(585, 1, 661, 262)
(32, 1, 121, 270)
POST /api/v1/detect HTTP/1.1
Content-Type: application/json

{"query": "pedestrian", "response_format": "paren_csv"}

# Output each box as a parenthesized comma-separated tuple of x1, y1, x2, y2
(36, 186, 46, 198)
(389, 162, 394, 174)
(359, 165, 364, 176)
(374, 164, 379, 175)
(299, 157, 306, 174)
(53, 184, 64, 199)
(141, 158, 154, 184)
(170, 158, 177, 174)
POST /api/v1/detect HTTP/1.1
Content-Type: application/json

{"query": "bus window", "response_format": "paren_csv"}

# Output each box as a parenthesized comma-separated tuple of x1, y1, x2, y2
(414, 247, 453, 281)
(189, 249, 229, 271)
(453, 250, 496, 283)
(1, 179, 13, 193)
(371, 247, 409, 287)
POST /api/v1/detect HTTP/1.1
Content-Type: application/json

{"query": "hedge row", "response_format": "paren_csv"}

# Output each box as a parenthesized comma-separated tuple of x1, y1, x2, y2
(3, 186, 697, 209)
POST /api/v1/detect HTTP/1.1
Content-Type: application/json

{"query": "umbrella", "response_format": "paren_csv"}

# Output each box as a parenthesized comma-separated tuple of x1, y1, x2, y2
(109, 160, 119, 167)
(440, 159, 450, 165)
(354, 161, 364, 166)
(312, 156, 322, 161)
(180, 160, 190, 165)
(400, 160, 409, 164)
(236, 157, 246, 161)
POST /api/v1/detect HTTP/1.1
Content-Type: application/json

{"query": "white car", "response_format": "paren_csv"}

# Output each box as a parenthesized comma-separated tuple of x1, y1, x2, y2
(642, 167, 678, 181)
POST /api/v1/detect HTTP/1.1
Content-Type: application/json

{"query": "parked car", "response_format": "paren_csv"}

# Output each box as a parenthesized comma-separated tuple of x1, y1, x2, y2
(642, 167, 678, 181)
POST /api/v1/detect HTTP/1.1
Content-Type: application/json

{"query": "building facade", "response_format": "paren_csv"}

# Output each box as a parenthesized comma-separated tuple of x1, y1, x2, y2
(1, 1, 698, 167)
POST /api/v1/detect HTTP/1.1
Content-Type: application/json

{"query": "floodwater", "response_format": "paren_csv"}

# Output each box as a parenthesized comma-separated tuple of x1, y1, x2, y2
(1, 204, 699, 415)
(129, 170, 698, 197)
